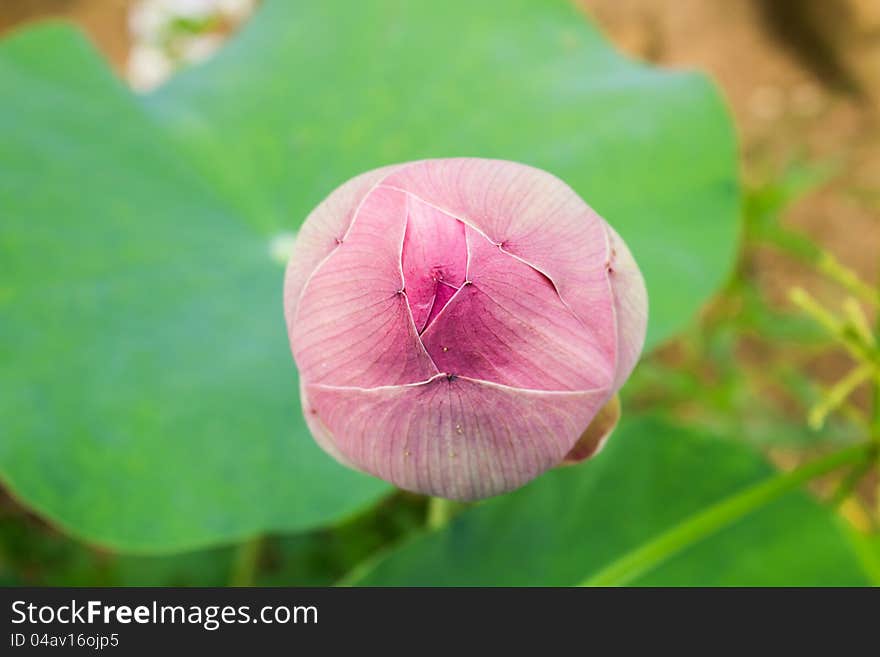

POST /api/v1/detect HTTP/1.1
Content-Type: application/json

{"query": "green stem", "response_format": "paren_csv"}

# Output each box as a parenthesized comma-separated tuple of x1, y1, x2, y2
(831, 459, 874, 508)
(230, 534, 263, 587)
(816, 251, 880, 308)
(580, 442, 875, 587)
(873, 376, 880, 440)
(808, 363, 875, 430)
(873, 373, 880, 522)
(871, 273, 880, 521)
(426, 497, 454, 531)
(790, 288, 877, 366)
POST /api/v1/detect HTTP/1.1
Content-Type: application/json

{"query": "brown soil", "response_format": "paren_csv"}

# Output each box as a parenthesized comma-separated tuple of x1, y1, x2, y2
(0, 0, 132, 73)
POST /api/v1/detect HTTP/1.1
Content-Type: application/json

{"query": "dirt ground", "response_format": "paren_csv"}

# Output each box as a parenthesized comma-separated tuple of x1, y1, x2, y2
(0, 0, 131, 67)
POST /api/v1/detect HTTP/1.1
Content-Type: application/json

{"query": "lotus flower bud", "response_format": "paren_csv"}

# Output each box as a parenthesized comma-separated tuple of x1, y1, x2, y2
(284, 159, 647, 500)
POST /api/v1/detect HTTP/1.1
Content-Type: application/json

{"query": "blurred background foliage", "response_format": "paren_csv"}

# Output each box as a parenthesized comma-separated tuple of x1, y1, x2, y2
(1, 0, 878, 585)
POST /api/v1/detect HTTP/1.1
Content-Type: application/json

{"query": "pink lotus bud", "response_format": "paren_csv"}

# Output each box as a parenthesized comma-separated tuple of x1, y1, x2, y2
(284, 159, 647, 500)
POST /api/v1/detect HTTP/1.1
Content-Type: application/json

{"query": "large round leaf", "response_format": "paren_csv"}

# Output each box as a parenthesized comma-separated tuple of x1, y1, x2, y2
(353, 416, 876, 586)
(0, 25, 387, 553)
(0, 0, 738, 551)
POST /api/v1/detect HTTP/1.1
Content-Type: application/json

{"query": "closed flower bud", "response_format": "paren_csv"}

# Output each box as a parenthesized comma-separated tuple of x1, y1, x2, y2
(284, 158, 647, 500)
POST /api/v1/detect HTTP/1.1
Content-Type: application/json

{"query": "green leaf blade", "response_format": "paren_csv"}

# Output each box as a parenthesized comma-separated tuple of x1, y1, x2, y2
(0, 23, 388, 552)
(353, 418, 872, 586)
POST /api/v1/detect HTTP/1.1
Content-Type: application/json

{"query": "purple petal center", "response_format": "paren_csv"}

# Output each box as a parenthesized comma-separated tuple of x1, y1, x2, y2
(400, 196, 468, 334)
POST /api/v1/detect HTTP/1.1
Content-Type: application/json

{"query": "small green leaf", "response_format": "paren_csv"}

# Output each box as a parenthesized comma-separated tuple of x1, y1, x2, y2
(353, 417, 874, 586)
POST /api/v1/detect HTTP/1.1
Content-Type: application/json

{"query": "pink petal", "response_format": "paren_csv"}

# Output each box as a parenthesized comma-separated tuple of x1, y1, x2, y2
(400, 195, 467, 333)
(604, 222, 648, 392)
(380, 158, 616, 359)
(284, 166, 397, 331)
(305, 375, 609, 500)
(290, 185, 437, 387)
(299, 379, 355, 468)
(419, 225, 613, 391)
